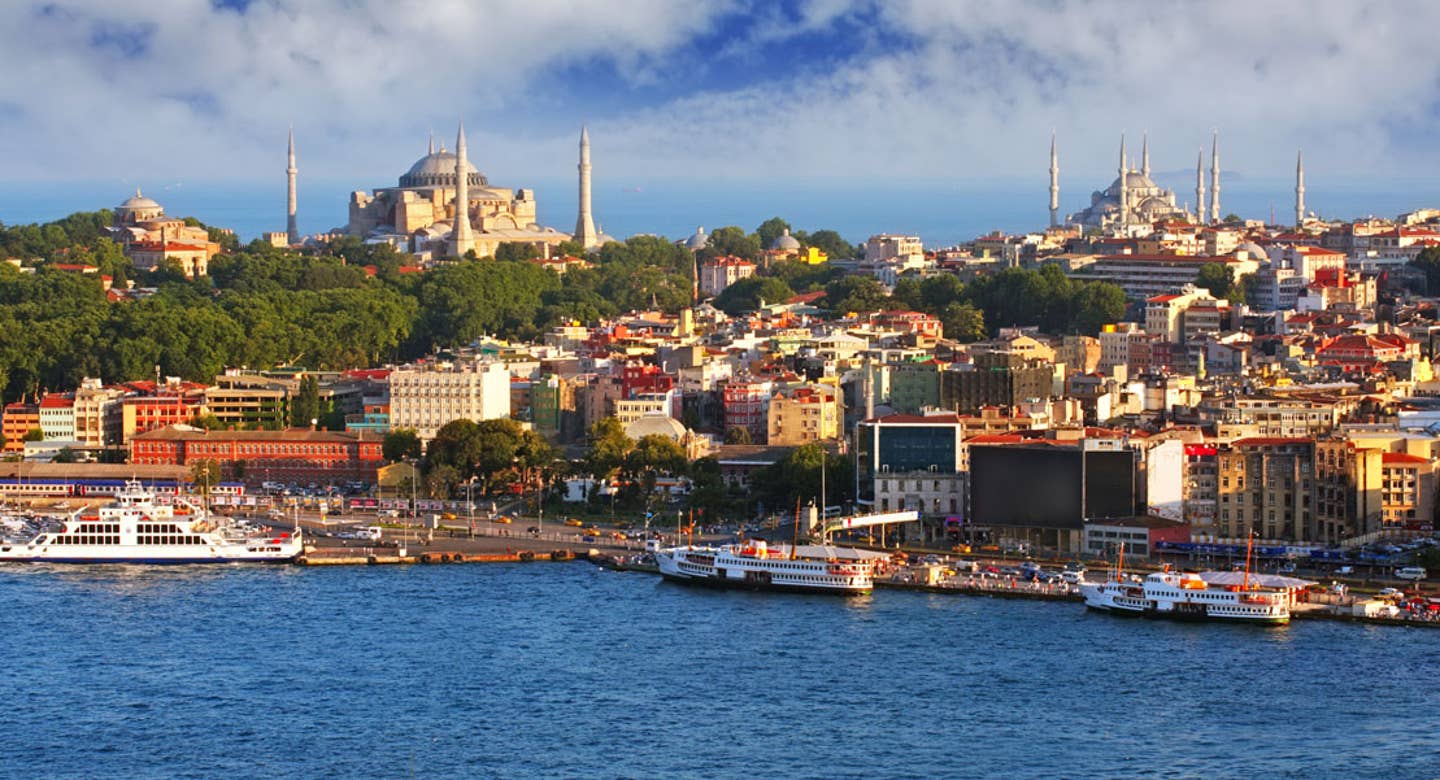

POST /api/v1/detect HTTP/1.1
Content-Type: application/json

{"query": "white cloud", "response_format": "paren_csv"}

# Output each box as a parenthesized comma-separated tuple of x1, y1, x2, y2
(2, 0, 1440, 193)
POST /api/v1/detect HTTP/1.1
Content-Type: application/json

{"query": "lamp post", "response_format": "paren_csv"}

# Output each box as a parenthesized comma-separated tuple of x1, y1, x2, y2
(466, 475, 476, 538)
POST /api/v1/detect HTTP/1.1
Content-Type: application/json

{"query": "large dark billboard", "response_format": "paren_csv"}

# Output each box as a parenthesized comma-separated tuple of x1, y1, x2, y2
(970, 445, 1134, 529)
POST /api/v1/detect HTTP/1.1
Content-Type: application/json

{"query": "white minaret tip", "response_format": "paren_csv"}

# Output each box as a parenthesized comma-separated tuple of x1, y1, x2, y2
(428, 131, 435, 155)
(575, 124, 597, 249)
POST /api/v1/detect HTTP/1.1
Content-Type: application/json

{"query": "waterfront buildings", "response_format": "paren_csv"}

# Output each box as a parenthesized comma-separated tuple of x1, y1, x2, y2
(129, 426, 384, 483)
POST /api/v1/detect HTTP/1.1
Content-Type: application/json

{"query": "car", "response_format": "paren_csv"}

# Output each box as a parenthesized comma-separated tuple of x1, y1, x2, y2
(492, 516, 513, 525)
(1379, 587, 1403, 598)
(582, 535, 599, 543)
(441, 512, 457, 521)
(526, 526, 540, 536)
(564, 518, 584, 528)
(1395, 567, 1428, 581)
(1061, 571, 1084, 584)
(1335, 565, 1355, 575)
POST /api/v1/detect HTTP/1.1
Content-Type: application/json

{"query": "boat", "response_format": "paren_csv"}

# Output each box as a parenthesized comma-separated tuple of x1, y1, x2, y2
(1079, 539, 1290, 625)
(655, 539, 875, 595)
(0, 480, 303, 564)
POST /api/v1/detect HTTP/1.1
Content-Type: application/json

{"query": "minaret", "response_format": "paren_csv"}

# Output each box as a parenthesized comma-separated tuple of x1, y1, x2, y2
(1209, 130, 1221, 223)
(1294, 148, 1306, 230)
(1048, 131, 1059, 227)
(574, 126, 598, 249)
(1117, 133, 1128, 228)
(1195, 150, 1206, 225)
(285, 126, 298, 245)
(1141, 132, 1150, 178)
(449, 121, 476, 258)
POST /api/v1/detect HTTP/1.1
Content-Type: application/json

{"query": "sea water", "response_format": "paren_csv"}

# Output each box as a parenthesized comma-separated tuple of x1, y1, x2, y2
(0, 563, 1434, 779)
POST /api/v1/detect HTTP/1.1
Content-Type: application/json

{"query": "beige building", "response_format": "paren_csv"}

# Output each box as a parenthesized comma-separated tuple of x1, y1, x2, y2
(388, 361, 512, 442)
(348, 129, 570, 259)
(767, 384, 841, 445)
(699, 256, 756, 297)
(72, 378, 125, 447)
(109, 189, 221, 278)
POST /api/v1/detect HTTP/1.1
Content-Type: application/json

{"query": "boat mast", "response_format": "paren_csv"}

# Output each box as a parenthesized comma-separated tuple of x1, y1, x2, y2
(1244, 531, 1254, 591)
(792, 497, 801, 560)
(1117, 541, 1124, 582)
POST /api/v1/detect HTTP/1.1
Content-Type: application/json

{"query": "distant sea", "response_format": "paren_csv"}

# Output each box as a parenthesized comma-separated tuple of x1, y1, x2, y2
(5, 174, 1440, 250)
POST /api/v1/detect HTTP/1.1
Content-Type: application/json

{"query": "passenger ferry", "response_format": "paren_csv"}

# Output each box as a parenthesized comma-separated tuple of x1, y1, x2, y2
(1079, 569, 1291, 624)
(0, 480, 303, 564)
(655, 539, 875, 595)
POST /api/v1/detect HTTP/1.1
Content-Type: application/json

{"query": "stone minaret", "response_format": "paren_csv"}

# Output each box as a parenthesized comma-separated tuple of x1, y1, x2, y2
(1209, 130, 1221, 223)
(449, 121, 476, 258)
(286, 126, 298, 245)
(1048, 131, 1059, 227)
(1294, 148, 1306, 230)
(574, 126, 598, 249)
(1195, 150, 1206, 225)
(1141, 132, 1150, 178)
(1117, 133, 1128, 228)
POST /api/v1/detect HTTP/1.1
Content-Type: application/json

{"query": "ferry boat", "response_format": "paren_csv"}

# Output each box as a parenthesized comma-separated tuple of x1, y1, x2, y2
(1078, 541, 1290, 624)
(655, 539, 874, 595)
(0, 480, 303, 564)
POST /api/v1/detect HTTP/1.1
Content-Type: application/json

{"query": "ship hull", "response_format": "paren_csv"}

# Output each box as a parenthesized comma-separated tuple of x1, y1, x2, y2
(658, 569, 871, 596)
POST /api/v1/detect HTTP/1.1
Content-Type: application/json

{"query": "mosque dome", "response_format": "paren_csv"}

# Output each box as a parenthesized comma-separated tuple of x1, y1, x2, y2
(771, 228, 801, 251)
(400, 149, 488, 188)
(624, 413, 687, 442)
(685, 225, 708, 250)
(117, 189, 162, 211)
(1236, 241, 1271, 261)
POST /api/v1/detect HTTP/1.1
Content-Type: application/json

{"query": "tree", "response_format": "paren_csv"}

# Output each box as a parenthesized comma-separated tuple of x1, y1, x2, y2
(724, 427, 753, 445)
(23, 428, 42, 442)
(383, 429, 422, 463)
(585, 417, 632, 479)
(704, 226, 762, 261)
(624, 434, 688, 512)
(494, 243, 541, 263)
(426, 419, 483, 480)
(1411, 247, 1440, 295)
(189, 413, 224, 431)
(797, 229, 855, 259)
(827, 275, 890, 315)
(712, 276, 794, 314)
(753, 443, 854, 515)
(53, 447, 80, 464)
(1195, 262, 1245, 303)
(189, 459, 222, 499)
(1071, 282, 1129, 335)
(290, 375, 320, 428)
(940, 302, 986, 342)
(755, 217, 791, 250)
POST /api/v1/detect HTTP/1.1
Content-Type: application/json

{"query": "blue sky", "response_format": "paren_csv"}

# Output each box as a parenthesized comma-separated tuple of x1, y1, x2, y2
(5, 0, 1440, 240)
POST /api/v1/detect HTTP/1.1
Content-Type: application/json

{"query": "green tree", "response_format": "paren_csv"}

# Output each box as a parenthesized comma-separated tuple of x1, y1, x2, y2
(1411, 247, 1440, 295)
(712, 276, 795, 314)
(724, 427, 753, 445)
(494, 243, 541, 263)
(827, 275, 890, 315)
(585, 417, 633, 479)
(939, 302, 986, 342)
(1071, 282, 1129, 335)
(703, 226, 762, 261)
(796, 229, 855, 260)
(1195, 262, 1245, 303)
(383, 428, 422, 463)
(624, 434, 688, 512)
(289, 375, 320, 428)
(189, 459, 222, 499)
(23, 428, 43, 442)
(53, 447, 80, 464)
(755, 217, 792, 250)
(426, 419, 483, 480)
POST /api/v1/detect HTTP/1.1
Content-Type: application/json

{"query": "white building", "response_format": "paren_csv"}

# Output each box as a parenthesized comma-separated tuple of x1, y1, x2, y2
(388, 361, 512, 442)
(865, 234, 924, 264)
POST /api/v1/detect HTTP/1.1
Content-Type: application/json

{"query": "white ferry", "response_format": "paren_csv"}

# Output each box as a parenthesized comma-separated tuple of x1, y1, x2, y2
(1080, 570, 1291, 624)
(655, 540, 875, 595)
(0, 480, 303, 564)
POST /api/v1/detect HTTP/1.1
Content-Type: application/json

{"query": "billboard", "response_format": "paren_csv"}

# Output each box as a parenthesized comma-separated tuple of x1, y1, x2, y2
(970, 445, 1135, 529)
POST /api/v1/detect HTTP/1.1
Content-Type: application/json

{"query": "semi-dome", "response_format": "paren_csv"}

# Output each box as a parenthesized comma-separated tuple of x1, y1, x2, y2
(399, 149, 488, 188)
(1236, 241, 1271, 261)
(771, 228, 801, 251)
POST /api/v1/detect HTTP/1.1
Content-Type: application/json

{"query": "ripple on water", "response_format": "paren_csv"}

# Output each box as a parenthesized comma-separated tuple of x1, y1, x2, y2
(0, 564, 1434, 779)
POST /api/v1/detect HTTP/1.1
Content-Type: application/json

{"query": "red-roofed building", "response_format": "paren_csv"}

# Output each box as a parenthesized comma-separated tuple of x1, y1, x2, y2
(699, 255, 756, 297)
(1380, 452, 1435, 530)
(129, 426, 385, 483)
(870, 310, 943, 340)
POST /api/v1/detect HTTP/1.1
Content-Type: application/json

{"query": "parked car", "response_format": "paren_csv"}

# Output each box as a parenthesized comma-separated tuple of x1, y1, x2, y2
(1379, 587, 1403, 598)
(1395, 567, 1428, 581)
(1336, 565, 1355, 575)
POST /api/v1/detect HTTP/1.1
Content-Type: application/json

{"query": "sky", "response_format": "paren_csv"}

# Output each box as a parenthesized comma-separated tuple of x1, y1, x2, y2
(5, 0, 1440, 241)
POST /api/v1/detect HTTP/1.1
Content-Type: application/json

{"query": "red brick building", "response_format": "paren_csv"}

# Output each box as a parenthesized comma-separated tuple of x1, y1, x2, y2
(129, 426, 385, 483)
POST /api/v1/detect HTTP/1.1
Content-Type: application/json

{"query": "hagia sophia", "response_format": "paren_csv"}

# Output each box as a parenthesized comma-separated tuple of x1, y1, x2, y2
(347, 123, 613, 260)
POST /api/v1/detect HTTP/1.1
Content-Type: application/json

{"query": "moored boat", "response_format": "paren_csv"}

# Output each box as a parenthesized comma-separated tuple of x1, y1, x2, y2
(655, 539, 875, 595)
(0, 480, 302, 564)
